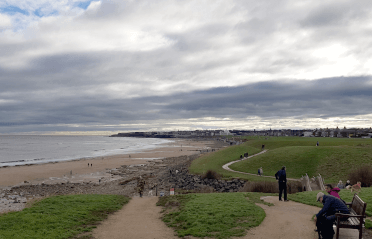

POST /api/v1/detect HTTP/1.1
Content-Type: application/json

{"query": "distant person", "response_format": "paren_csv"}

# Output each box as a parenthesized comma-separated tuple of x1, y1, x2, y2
(137, 176, 145, 198)
(345, 180, 351, 189)
(257, 168, 261, 176)
(337, 180, 345, 189)
(315, 192, 349, 239)
(88, 163, 89, 167)
(275, 166, 288, 201)
(91, 163, 92, 167)
(261, 144, 265, 150)
(259, 167, 263, 176)
(316, 141, 319, 146)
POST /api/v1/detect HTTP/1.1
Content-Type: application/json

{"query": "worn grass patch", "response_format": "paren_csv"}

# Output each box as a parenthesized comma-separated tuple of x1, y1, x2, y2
(0, 194, 129, 239)
(288, 187, 372, 229)
(157, 192, 268, 238)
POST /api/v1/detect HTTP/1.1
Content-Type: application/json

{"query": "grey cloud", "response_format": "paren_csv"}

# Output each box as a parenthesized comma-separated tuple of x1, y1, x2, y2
(300, 1, 372, 28)
(3, 76, 371, 133)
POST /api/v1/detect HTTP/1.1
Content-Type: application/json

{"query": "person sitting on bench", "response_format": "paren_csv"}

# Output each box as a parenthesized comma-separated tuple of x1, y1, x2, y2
(314, 192, 349, 239)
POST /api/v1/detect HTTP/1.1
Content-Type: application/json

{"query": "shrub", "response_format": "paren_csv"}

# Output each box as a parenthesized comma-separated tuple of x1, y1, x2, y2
(202, 170, 221, 180)
(240, 181, 303, 194)
(348, 165, 372, 187)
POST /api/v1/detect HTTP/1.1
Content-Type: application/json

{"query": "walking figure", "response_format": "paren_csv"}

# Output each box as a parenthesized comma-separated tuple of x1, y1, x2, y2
(316, 141, 319, 146)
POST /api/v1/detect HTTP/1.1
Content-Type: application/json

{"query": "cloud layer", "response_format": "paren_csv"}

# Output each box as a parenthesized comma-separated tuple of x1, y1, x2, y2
(1, 0, 372, 133)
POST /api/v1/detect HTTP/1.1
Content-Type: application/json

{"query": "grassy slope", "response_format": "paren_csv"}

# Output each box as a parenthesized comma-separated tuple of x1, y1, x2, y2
(288, 187, 372, 228)
(190, 136, 372, 183)
(157, 192, 273, 239)
(230, 145, 372, 182)
(0, 194, 129, 239)
(189, 143, 277, 182)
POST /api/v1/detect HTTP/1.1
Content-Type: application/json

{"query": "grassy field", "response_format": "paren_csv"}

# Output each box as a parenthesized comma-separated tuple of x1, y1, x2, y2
(0, 194, 129, 239)
(157, 192, 274, 239)
(288, 187, 372, 228)
(191, 136, 372, 183)
(189, 143, 277, 182)
(230, 145, 372, 182)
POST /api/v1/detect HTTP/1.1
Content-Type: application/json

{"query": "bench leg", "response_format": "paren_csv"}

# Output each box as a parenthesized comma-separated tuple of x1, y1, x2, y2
(336, 226, 340, 239)
(359, 227, 362, 239)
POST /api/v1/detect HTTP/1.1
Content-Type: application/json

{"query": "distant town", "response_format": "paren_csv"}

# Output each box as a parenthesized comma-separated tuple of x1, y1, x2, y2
(111, 127, 372, 138)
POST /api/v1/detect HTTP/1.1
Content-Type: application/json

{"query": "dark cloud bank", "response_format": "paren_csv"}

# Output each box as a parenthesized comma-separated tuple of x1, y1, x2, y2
(1, 76, 371, 133)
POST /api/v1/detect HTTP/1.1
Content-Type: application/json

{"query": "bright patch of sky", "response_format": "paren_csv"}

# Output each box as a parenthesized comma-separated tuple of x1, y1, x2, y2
(0, 5, 29, 15)
(0, 1, 97, 31)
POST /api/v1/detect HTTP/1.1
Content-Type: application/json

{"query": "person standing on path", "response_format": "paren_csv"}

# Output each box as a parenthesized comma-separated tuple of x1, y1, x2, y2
(137, 176, 145, 198)
(259, 167, 263, 176)
(275, 166, 287, 201)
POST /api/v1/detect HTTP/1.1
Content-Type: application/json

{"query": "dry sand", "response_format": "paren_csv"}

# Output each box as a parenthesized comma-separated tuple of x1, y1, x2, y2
(0, 139, 215, 187)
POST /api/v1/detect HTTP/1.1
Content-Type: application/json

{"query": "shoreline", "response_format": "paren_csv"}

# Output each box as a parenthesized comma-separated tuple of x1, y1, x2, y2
(0, 138, 218, 188)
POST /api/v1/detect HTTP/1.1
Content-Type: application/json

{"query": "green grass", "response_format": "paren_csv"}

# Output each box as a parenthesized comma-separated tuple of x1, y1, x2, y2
(242, 136, 372, 150)
(230, 145, 372, 183)
(189, 143, 277, 182)
(0, 194, 130, 239)
(191, 136, 372, 183)
(157, 192, 271, 238)
(288, 187, 372, 229)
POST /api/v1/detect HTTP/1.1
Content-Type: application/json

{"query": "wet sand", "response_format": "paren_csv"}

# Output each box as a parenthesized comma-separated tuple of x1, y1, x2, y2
(0, 139, 216, 187)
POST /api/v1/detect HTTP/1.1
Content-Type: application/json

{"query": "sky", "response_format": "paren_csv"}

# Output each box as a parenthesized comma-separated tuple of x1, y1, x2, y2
(1, 0, 372, 135)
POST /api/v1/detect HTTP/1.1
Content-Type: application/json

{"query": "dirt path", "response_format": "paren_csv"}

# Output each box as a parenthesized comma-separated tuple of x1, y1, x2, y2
(238, 196, 320, 239)
(222, 150, 300, 181)
(92, 196, 178, 239)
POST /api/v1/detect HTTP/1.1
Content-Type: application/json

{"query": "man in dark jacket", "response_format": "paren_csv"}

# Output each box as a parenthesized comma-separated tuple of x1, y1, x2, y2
(275, 166, 287, 201)
(315, 192, 350, 239)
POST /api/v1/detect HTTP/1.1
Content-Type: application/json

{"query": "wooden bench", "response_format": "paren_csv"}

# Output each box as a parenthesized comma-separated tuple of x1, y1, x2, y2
(335, 194, 367, 239)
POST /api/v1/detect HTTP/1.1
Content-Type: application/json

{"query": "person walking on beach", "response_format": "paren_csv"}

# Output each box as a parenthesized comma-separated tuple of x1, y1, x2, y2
(275, 166, 287, 201)
(137, 176, 146, 198)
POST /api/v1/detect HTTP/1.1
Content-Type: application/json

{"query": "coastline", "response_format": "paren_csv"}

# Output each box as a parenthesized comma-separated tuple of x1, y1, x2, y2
(0, 138, 217, 188)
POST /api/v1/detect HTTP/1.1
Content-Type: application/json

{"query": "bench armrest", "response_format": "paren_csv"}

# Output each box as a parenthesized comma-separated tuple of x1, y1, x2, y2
(345, 202, 352, 206)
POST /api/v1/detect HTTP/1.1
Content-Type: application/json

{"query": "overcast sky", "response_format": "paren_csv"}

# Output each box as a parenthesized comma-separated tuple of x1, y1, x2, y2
(1, 0, 372, 134)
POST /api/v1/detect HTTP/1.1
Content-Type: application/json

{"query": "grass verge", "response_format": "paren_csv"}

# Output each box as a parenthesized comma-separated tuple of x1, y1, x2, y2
(288, 187, 372, 229)
(157, 192, 273, 238)
(0, 194, 129, 239)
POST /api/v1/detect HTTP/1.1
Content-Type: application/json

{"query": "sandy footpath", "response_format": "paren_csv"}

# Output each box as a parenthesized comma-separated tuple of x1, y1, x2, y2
(240, 196, 320, 239)
(0, 139, 215, 187)
(92, 196, 178, 239)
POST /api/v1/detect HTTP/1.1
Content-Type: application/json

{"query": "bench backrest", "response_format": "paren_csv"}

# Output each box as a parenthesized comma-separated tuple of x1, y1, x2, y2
(350, 194, 367, 216)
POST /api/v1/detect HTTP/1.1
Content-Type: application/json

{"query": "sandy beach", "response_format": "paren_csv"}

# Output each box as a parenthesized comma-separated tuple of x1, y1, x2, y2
(0, 139, 217, 188)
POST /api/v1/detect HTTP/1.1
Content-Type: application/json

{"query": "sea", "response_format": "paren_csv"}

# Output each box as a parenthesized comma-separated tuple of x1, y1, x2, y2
(0, 135, 173, 167)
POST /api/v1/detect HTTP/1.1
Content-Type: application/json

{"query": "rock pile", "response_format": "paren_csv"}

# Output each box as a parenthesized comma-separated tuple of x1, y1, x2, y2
(163, 165, 246, 193)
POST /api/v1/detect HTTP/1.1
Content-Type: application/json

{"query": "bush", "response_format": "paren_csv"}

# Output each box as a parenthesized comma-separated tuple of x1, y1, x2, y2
(202, 170, 221, 180)
(348, 165, 372, 187)
(240, 181, 303, 194)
